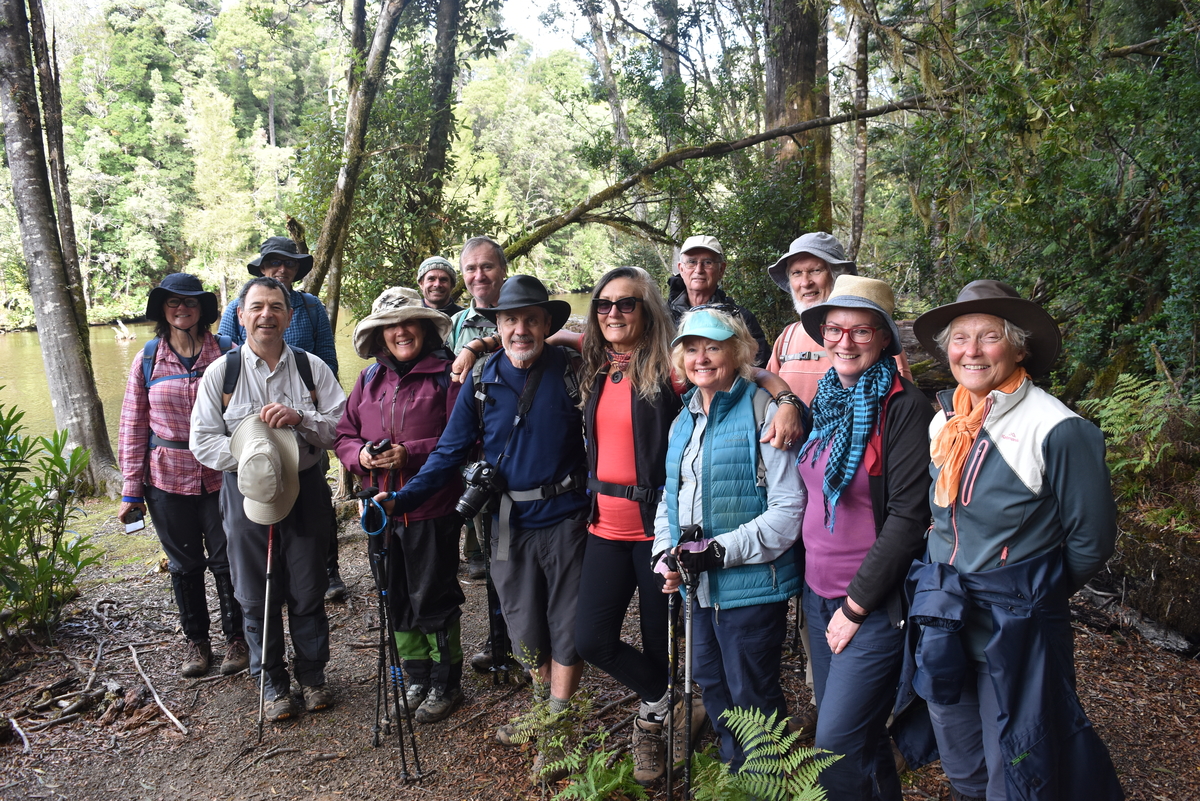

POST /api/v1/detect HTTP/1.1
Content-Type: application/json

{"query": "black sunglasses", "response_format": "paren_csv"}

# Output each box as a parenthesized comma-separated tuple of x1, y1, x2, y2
(593, 296, 644, 314)
(690, 302, 743, 319)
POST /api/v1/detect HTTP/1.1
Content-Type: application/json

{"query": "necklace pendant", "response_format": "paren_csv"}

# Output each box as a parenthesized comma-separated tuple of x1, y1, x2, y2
(610, 370, 623, 384)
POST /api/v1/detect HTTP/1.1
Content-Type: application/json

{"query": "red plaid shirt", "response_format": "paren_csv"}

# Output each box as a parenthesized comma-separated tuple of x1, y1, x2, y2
(118, 335, 226, 498)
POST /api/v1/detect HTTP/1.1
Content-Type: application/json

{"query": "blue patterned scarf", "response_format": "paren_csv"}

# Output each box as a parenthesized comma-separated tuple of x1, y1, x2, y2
(800, 357, 897, 530)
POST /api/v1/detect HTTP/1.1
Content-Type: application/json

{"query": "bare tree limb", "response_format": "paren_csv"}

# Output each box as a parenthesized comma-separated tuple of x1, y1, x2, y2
(129, 645, 188, 735)
(1101, 25, 1198, 59)
(504, 94, 943, 261)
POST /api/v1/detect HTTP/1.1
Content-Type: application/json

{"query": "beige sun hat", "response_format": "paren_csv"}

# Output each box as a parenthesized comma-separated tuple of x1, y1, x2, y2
(352, 286, 453, 359)
(229, 415, 300, 526)
(799, 275, 903, 357)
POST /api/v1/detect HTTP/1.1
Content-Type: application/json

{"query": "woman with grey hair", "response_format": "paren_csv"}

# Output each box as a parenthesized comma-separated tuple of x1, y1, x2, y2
(652, 306, 806, 771)
(908, 280, 1120, 800)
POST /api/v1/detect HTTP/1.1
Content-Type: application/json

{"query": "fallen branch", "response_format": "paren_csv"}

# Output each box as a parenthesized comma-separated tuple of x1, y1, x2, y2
(246, 745, 300, 770)
(8, 717, 30, 754)
(84, 640, 105, 692)
(128, 645, 188, 735)
(606, 712, 636, 735)
(27, 712, 80, 732)
(594, 692, 637, 719)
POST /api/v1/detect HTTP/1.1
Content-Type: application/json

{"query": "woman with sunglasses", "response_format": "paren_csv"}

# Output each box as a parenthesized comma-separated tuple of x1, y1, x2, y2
(569, 267, 805, 787)
(118, 274, 249, 678)
(794, 276, 934, 800)
(334, 288, 466, 723)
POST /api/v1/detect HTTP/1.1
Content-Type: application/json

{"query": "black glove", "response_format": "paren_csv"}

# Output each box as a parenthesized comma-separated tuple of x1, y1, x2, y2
(676, 539, 726, 575)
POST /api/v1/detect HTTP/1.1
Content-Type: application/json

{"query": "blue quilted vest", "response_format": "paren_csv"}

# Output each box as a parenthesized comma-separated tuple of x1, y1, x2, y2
(665, 378, 801, 610)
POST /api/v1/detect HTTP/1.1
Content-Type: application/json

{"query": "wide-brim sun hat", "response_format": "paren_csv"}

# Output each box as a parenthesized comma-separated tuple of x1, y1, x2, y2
(146, 273, 219, 327)
(671, 308, 738, 346)
(352, 286, 453, 359)
(800, 274, 903, 357)
(912, 279, 1061, 377)
(476, 275, 572, 335)
(248, 236, 314, 281)
(229, 415, 300, 526)
(767, 232, 858, 292)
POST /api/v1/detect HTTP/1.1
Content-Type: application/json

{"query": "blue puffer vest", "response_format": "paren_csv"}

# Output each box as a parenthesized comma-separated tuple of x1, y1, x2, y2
(665, 377, 801, 610)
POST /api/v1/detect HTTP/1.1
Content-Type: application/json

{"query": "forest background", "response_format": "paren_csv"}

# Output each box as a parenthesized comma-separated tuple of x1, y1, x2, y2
(1, 0, 1199, 639)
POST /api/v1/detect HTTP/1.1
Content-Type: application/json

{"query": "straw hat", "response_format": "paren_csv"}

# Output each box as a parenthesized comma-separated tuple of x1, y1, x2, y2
(352, 287, 453, 359)
(799, 275, 903, 357)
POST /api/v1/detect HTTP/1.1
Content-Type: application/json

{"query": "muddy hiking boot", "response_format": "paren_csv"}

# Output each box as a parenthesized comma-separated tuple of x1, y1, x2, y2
(415, 686, 464, 723)
(266, 694, 298, 722)
(180, 640, 212, 678)
(324, 567, 346, 602)
(220, 639, 250, 675)
(631, 717, 666, 786)
(302, 683, 334, 713)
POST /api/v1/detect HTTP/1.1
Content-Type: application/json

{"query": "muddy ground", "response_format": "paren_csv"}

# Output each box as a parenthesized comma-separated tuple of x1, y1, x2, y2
(2, 501, 1198, 800)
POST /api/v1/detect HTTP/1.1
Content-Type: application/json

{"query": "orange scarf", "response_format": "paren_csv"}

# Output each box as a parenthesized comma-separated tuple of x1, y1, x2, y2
(930, 368, 1028, 507)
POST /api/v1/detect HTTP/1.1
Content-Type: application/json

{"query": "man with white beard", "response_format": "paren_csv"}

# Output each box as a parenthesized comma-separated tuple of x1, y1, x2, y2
(764, 232, 912, 741)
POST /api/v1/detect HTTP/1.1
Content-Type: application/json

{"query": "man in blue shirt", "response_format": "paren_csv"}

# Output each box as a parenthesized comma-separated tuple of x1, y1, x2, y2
(380, 275, 587, 782)
(218, 237, 345, 599)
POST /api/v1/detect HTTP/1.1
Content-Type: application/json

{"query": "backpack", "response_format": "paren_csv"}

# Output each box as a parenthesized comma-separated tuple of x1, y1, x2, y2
(221, 345, 317, 411)
(141, 335, 234, 389)
(471, 346, 583, 429)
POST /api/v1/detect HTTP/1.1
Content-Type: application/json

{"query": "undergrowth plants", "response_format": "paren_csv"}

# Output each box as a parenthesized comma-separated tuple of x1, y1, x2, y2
(0, 398, 98, 643)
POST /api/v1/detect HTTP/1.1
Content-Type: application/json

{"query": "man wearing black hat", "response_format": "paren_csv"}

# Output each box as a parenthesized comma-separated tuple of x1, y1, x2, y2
(378, 275, 588, 783)
(218, 237, 346, 600)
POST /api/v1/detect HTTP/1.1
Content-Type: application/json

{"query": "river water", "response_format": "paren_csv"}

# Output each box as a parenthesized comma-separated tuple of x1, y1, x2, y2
(0, 293, 593, 443)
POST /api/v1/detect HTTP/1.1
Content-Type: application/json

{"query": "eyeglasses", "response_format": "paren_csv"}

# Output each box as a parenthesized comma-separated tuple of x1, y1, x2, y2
(789, 267, 828, 279)
(820, 324, 880, 344)
(691, 303, 743, 318)
(593, 296, 643, 315)
(681, 258, 721, 269)
(264, 257, 298, 269)
(165, 297, 201, 308)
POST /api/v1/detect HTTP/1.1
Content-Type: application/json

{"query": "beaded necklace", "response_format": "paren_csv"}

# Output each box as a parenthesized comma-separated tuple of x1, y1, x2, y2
(607, 349, 632, 384)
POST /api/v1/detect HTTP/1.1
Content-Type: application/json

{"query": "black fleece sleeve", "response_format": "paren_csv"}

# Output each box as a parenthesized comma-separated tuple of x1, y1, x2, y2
(845, 381, 935, 612)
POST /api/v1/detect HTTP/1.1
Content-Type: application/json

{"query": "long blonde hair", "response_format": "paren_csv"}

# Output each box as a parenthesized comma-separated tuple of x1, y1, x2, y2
(580, 266, 675, 404)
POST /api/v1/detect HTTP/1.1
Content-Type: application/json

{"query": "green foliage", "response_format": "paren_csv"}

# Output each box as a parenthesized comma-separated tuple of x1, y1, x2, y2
(706, 707, 838, 801)
(0, 399, 99, 640)
(1079, 373, 1200, 496)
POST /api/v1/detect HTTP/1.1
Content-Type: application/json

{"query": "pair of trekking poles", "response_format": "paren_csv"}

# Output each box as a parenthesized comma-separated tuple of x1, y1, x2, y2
(665, 523, 705, 801)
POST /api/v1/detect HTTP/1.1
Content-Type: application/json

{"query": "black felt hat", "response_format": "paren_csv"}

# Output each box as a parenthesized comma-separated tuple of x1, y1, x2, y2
(247, 236, 314, 281)
(476, 275, 572, 334)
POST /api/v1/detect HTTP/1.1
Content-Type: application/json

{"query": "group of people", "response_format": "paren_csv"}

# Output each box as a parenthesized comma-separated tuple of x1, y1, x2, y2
(117, 230, 1123, 800)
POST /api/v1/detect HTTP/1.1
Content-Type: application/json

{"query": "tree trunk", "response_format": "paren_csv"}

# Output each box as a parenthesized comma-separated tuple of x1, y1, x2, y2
(651, 0, 680, 83)
(303, 0, 412, 311)
(763, 0, 831, 230)
(581, 1, 631, 150)
(0, 0, 119, 492)
(27, 0, 87, 350)
(268, 87, 276, 147)
(421, 0, 461, 194)
(849, 18, 869, 260)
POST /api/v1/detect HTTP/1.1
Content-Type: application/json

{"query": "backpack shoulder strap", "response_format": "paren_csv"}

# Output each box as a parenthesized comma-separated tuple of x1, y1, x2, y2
(217, 334, 234, 354)
(141, 338, 160, 389)
(221, 348, 241, 411)
(301, 292, 322, 333)
(472, 351, 496, 430)
(558, 346, 583, 405)
(289, 346, 318, 405)
(752, 388, 771, 487)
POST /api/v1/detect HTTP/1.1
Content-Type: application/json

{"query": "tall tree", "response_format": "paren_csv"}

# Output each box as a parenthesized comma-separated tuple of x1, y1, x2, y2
(0, 0, 119, 490)
(849, 16, 869, 259)
(763, 0, 831, 230)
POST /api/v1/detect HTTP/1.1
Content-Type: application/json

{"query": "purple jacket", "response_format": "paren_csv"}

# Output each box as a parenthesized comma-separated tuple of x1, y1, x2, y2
(335, 352, 462, 521)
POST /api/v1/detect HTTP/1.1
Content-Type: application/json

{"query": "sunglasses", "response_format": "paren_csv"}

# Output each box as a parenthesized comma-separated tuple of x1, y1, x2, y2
(593, 296, 643, 314)
(165, 297, 201, 308)
(264, 257, 299, 269)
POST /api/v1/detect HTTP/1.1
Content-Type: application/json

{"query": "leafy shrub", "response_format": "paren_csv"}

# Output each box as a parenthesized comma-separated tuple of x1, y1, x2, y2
(0, 398, 98, 641)
(1079, 373, 1200, 497)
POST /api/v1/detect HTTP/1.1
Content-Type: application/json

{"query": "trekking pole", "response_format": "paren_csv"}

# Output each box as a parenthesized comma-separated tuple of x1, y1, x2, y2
(256, 522, 276, 744)
(676, 525, 703, 800)
(665, 590, 679, 801)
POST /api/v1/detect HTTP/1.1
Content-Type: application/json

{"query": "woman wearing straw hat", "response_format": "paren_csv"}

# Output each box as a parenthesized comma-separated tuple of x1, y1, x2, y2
(909, 281, 1120, 800)
(795, 275, 934, 800)
(117, 273, 249, 678)
(334, 287, 467, 723)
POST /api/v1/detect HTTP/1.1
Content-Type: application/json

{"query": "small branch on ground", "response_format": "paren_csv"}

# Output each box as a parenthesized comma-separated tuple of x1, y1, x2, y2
(128, 645, 188, 735)
(9, 717, 31, 754)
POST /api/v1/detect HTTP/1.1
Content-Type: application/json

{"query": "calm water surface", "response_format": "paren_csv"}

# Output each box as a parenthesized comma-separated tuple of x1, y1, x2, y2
(0, 293, 590, 443)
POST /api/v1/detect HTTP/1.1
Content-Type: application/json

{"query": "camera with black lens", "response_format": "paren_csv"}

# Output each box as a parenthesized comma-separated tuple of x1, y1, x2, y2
(456, 461, 505, 518)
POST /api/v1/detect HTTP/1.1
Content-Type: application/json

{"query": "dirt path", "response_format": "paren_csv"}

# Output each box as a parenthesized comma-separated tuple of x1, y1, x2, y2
(2, 501, 1198, 800)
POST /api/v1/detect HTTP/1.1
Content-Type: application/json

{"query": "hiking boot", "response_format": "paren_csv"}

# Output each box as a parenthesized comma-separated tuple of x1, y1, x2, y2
(787, 703, 818, 741)
(220, 639, 250, 675)
(669, 692, 708, 766)
(631, 717, 665, 786)
(324, 568, 346, 602)
(497, 712, 547, 746)
(180, 640, 212, 678)
(470, 645, 493, 673)
(949, 786, 985, 801)
(530, 742, 570, 785)
(301, 683, 334, 713)
(403, 683, 428, 716)
(467, 554, 486, 581)
(415, 686, 464, 723)
(266, 694, 298, 722)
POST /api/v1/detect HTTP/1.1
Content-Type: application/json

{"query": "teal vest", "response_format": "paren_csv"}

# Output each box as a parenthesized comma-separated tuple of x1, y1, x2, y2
(665, 378, 801, 610)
